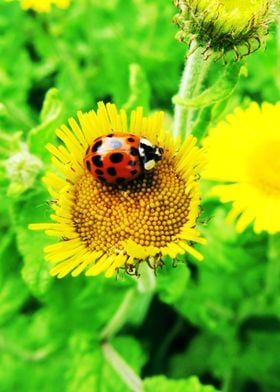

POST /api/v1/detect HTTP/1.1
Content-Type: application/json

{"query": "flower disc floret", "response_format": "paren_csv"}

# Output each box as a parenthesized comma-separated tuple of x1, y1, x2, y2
(29, 102, 206, 278)
(73, 160, 190, 252)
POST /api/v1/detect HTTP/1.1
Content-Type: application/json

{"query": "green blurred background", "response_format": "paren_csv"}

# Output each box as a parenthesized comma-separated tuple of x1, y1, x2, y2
(0, 1, 280, 391)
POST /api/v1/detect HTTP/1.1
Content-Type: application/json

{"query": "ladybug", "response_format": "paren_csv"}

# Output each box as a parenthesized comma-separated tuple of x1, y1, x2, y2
(84, 132, 163, 184)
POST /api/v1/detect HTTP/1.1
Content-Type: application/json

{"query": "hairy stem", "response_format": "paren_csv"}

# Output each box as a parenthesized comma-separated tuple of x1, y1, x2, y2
(173, 41, 211, 140)
(100, 288, 137, 341)
(102, 342, 143, 392)
(100, 264, 156, 341)
(136, 262, 156, 293)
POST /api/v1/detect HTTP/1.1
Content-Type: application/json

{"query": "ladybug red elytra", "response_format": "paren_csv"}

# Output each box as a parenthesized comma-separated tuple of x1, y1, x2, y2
(84, 132, 163, 185)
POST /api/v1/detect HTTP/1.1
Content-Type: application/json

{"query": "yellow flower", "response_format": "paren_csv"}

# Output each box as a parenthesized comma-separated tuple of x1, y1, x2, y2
(20, 0, 70, 12)
(174, 0, 274, 59)
(203, 102, 280, 234)
(29, 102, 206, 278)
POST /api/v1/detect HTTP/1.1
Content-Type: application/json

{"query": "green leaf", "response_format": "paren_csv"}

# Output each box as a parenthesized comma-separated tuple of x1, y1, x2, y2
(169, 332, 236, 382)
(66, 335, 145, 392)
(198, 208, 258, 271)
(172, 207, 269, 333)
(112, 335, 147, 373)
(144, 375, 220, 392)
(123, 64, 151, 112)
(11, 190, 52, 298)
(235, 328, 280, 390)
(172, 62, 242, 109)
(157, 259, 190, 304)
(191, 106, 212, 142)
(0, 278, 29, 325)
(28, 88, 65, 163)
(66, 336, 104, 392)
(43, 274, 137, 339)
(0, 130, 23, 158)
(265, 233, 280, 297)
(237, 30, 280, 102)
(0, 309, 67, 392)
(0, 231, 29, 324)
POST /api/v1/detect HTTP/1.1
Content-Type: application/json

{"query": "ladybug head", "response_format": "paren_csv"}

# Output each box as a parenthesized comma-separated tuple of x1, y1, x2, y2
(139, 138, 163, 171)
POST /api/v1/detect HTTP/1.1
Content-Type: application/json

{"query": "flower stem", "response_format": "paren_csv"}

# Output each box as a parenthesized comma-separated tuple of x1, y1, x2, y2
(100, 288, 137, 341)
(136, 262, 156, 293)
(100, 264, 156, 341)
(102, 342, 143, 392)
(173, 41, 211, 140)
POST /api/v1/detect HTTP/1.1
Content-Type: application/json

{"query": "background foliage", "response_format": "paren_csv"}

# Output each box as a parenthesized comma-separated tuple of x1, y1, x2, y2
(0, 1, 279, 391)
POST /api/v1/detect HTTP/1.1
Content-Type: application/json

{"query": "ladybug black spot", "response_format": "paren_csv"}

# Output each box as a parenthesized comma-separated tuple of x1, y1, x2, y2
(92, 155, 103, 168)
(86, 160, 91, 171)
(130, 169, 138, 175)
(130, 147, 138, 156)
(127, 137, 135, 143)
(109, 153, 123, 164)
(95, 169, 104, 175)
(128, 160, 136, 167)
(92, 140, 103, 153)
(107, 167, 117, 176)
(116, 177, 125, 184)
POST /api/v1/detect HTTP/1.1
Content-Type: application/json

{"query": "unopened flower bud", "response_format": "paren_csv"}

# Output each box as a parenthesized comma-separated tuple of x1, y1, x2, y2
(4, 143, 43, 196)
(174, 0, 276, 60)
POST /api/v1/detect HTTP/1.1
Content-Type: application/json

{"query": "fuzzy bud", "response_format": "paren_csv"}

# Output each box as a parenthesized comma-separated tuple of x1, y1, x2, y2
(4, 143, 43, 196)
(174, 0, 276, 60)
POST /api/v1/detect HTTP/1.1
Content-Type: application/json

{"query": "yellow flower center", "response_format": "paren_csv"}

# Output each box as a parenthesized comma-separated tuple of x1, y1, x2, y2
(72, 159, 191, 253)
(223, 0, 265, 13)
(197, 0, 268, 33)
(249, 141, 280, 196)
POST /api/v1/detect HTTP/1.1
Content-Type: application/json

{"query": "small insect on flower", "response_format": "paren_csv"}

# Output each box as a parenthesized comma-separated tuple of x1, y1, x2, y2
(84, 133, 163, 185)
(29, 102, 206, 279)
